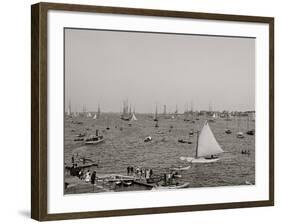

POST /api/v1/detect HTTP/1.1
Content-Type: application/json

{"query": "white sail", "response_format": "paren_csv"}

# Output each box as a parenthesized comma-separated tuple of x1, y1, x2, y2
(130, 113, 137, 121)
(197, 121, 224, 157)
(87, 112, 92, 117)
(213, 113, 216, 119)
(93, 114, 97, 120)
(67, 105, 71, 116)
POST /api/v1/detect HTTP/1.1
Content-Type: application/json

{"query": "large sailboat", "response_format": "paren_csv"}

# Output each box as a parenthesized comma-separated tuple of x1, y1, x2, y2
(181, 121, 224, 163)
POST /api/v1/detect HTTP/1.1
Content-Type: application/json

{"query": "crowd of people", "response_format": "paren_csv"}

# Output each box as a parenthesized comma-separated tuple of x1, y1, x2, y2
(69, 155, 97, 185)
(127, 166, 153, 180)
(126, 166, 180, 185)
(163, 171, 180, 186)
(70, 164, 97, 185)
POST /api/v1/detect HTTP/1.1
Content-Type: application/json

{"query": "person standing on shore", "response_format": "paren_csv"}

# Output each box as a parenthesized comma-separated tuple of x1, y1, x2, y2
(127, 166, 130, 175)
(91, 171, 96, 185)
(71, 155, 74, 164)
(85, 170, 91, 183)
(149, 169, 153, 177)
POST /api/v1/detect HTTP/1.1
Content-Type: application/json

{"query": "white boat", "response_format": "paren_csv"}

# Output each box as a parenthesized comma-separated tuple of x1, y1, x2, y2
(236, 115, 244, 138)
(153, 182, 190, 190)
(237, 132, 244, 138)
(181, 120, 224, 163)
(169, 166, 191, 171)
(183, 156, 220, 163)
(86, 112, 92, 118)
(92, 114, 97, 120)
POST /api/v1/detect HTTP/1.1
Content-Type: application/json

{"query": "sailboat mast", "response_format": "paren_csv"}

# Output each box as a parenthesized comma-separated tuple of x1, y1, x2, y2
(247, 115, 249, 129)
(195, 131, 199, 158)
(97, 104, 101, 118)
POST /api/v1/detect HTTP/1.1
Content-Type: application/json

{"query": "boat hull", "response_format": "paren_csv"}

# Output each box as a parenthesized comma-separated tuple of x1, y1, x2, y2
(182, 156, 220, 163)
(153, 182, 190, 190)
(85, 139, 104, 145)
(170, 166, 191, 171)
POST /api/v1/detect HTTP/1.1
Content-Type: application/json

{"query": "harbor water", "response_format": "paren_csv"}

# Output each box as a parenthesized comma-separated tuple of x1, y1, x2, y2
(64, 114, 255, 194)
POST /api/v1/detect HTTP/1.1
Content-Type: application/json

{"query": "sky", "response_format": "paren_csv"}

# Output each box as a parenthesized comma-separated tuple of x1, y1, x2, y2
(64, 28, 255, 113)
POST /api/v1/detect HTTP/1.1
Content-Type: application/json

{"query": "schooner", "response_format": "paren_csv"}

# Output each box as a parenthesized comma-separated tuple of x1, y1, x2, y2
(121, 100, 132, 121)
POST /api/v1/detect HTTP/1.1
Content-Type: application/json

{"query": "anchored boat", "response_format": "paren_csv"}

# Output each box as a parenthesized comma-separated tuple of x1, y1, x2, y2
(153, 105, 158, 121)
(85, 130, 104, 145)
(121, 100, 132, 121)
(85, 135, 104, 145)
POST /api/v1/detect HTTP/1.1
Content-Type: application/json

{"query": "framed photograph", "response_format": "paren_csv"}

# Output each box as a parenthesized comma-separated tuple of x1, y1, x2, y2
(31, 2, 274, 221)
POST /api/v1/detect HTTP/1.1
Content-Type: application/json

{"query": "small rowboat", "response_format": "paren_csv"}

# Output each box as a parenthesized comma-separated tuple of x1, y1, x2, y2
(237, 132, 245, 138)
(225, 129, 232, 134)
(246, 129, 255, 135)
(178, 139, 188, 143)
(123, 181, 133, 186)
(115, 181, 122, 186)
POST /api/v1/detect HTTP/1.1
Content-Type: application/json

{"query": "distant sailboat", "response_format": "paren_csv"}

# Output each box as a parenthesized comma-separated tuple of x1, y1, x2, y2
(225, 114, 232, 134)
(184, 104, 190, 122)
(130, 113, 137, 121)
(225, 112, 232, 121)
(174, 105, 179, 118)
(236, 115, 244, 138)
(246, 115, 255, 135)
(181, 121, 224, 163)
(72, 111, 77, 117)
(121, 100, 132, 121)
(87, 112, 92, 118)
(163, 104, 167, 116)
(97, 104, 101, 119)
(153, 105, 158, 121)
(155, 121, 159, 128)
(67, 99, 71, 116)
(92, 114, 97, 120)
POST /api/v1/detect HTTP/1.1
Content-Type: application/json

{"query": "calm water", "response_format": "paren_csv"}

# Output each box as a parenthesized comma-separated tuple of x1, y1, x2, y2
(64, 114, 255, 194)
